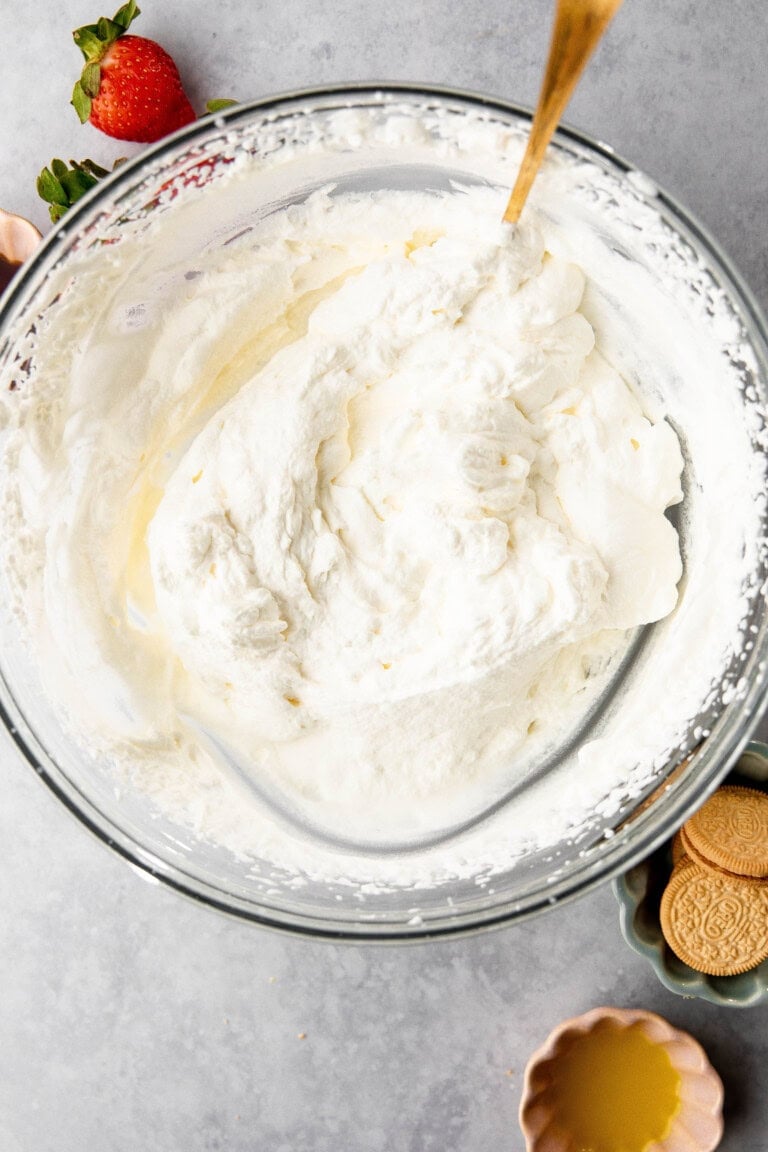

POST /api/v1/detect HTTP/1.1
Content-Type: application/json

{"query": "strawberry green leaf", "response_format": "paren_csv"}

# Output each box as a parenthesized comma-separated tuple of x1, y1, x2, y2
(76, 22, 102, 37)
(81, 62, 101, 98)
(65, 171, 93, 200)
(73, 2, 139, 61)
(113, 0, 140, 30)
(80, 159, 113, 179)
(36, 168, 68, 207)
(36, 158, 125, 223)
(205, 99, 238, 114)
(71, 80, 93, 124)
(72, 26, 107, 61)
(96, 16, 123, 40)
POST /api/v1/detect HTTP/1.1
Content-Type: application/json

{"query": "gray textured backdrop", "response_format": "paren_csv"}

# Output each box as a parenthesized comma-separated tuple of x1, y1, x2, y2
(1, 2, 767, 1150)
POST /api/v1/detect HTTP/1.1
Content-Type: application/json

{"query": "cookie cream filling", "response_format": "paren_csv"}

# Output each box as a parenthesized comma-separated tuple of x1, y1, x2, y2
(2, 186, 684, 851)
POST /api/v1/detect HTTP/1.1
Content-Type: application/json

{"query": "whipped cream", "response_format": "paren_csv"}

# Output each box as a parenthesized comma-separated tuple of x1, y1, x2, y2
(1, 183, 683, 847)
(146, 192, 683, 840)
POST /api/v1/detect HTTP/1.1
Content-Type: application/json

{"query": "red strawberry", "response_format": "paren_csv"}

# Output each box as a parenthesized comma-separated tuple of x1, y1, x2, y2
(71, 1, 195, 143)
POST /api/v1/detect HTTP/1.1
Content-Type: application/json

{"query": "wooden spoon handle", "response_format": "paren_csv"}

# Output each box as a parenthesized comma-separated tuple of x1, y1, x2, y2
(502, 0, 623, 224)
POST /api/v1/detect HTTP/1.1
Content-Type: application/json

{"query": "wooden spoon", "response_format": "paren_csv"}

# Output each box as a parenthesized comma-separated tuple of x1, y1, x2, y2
(503, 0, 624, 224)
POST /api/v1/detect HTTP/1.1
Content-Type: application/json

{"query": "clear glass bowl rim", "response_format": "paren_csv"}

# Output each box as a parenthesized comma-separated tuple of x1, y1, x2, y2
(3, 81, 768, 943)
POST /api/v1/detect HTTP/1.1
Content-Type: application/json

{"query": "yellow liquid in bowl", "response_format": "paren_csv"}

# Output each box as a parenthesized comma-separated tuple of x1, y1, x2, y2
(550, 1021, 681, 1151)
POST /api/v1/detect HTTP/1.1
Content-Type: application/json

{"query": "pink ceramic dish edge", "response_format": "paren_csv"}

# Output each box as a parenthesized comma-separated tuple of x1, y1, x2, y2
(519, 1006, 723, 1152)
(0, 208, 41, 271)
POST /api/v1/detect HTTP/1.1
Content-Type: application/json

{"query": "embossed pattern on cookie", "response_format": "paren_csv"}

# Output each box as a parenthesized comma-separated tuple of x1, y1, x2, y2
(660, 860, 768, 976)
(686, 785, 768, 878)
(679, 825, 745, 879)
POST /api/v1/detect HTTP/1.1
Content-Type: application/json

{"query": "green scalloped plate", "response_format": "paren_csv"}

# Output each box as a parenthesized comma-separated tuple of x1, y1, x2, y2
(613, 742, 768, 1008)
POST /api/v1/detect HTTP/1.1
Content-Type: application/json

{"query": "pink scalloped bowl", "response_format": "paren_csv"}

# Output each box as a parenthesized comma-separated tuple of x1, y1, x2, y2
(0, 208, 41, 289)
(519, 1006, 723, 1152)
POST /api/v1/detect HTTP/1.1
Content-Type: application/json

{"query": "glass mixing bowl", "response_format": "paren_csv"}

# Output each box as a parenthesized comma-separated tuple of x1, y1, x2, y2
(2, 85, 768, 940)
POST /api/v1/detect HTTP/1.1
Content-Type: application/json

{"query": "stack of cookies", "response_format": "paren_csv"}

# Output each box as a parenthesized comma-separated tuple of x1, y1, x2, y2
(660, 785, 768, 976)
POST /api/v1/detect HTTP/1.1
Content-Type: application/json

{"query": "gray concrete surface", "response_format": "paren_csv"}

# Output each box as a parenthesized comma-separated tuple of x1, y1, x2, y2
(1, 2, 767, 1149)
